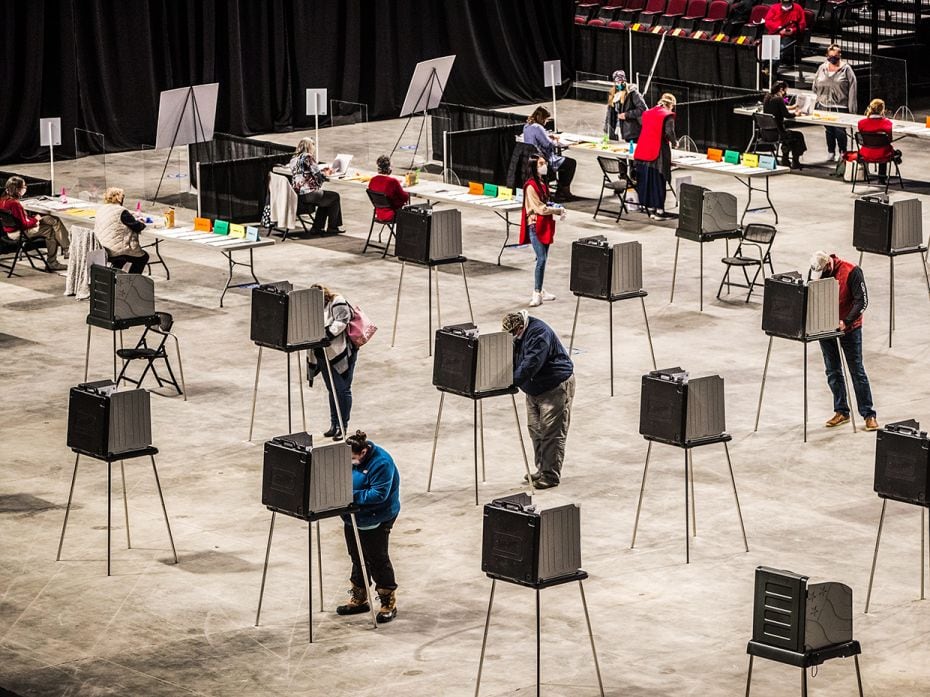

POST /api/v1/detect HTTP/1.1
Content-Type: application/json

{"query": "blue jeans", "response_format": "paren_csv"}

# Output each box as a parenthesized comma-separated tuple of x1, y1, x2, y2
(528, 224, 549, 291)
(319, 348, 358, 430)
(819, 327, 876, 418)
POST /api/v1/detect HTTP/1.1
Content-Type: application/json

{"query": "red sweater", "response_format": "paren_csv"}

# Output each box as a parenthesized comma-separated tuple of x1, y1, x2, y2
(857, 116, 894, 161)
(764, 3, 806, 34)
(0, 196, 39, 233)
(367, 174, 409, 222)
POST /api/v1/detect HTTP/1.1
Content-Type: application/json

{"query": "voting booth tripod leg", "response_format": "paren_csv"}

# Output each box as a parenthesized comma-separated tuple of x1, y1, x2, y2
(150, 454, 178, 565)
(889, 256, 894, 348)
(427, 392, 445, 492)
(688, 450, 696, 537)
(248, 347, 263, 441)
(391, 261, 405, 348)
(286, 353, 293, 434)
(460, 261, 475, 323)
(921, 250, 930, 302)
(836, 338, 858, 434)
(428, 265, 434, 356)
(630, 441, 653, 548)
(536, 588, 541, 697)
(640, 296, 657, 370)
(296, 351, 307, 432)
(754, 336, 774, 432)
(473, 400, 480, 505)
(84, 325, 92, 381)
(699, 242, 704, 312)
(684, 448, 691, 563)
(670, 238, 680, 303)
(120, 462, 131, 549)
(255, 512, 276, 626)
(56, 453, 81, 561)
(724, 441, 750, 552)
(569, 295, 581, 353)
(316, 522, 324, 611)
(348, 512, 380, 631)
(865, 501, 927, 613)
(579, 579, 606, 697)
(474, 578, 496, 697)
(511, 393, 534, 488)
(323, 358, 346, 439)
(609, 302, 615, 396)
(479, 400, 486, 483)
(803, 342, 808, 443)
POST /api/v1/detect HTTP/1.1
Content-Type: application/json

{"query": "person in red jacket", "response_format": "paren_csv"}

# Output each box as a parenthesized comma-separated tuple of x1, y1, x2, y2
(764, 1, 807, 64)
(634, 93, 677, 220)
(0, 176, 70, 270)
(857, 98, 899, 183)
(521, 154, 565, 307)
(366, 155, 409, 223)
(810, 251, 879, 431)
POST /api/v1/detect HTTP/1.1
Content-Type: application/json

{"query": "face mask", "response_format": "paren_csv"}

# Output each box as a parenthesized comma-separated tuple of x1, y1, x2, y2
(827, 55, 840, 65)
(781, 3, 792, 9)
(538, 164, 548, 177)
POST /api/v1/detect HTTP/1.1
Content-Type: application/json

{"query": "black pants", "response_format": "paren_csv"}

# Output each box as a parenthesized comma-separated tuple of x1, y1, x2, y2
(780, 129, 807, 162)
(344, 516, 397, 591)
(554, 156, 577, 193)
(299, 190, 343, 231)
(110, 251, 149, 274)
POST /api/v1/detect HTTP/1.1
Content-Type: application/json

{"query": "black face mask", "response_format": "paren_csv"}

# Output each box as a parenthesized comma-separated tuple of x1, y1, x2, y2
(827, 55, 840, 65)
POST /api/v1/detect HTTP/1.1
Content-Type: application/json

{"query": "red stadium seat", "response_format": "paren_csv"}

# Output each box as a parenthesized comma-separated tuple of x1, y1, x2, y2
(588, 0, 629, 26)
(575, 2, 602, 24)
(608, 0, 646, 27)
(698, 0, 730, 33)
(653, 0, 688, 32)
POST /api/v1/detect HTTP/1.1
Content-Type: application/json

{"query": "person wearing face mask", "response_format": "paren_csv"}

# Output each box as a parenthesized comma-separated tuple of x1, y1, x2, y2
(521, 154, 565, 307)
(336, 429, 401, 623)
(857, 98, 898, 184)
(809, 251, 879, 432)
(762, 81, 807, 169)
(604, 70, 646, 143)
(0, 176, 70, 271)
(764, 0, 807, 67)
(813, 44, 858, 161)
(522, 106, 578, 202)
(633, 93, 677, 220)
(367, 154, 409, 222)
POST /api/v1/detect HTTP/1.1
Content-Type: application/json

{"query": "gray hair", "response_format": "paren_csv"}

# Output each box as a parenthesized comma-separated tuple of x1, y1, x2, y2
(810, 251, 831, 272)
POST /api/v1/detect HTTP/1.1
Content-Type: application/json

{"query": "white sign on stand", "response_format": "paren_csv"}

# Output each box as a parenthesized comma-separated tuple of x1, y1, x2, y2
(39, 117, 62, 191)
(760, 35, 781, 92)
(543, 60, 562, 131)
(306, 88, 328, 158)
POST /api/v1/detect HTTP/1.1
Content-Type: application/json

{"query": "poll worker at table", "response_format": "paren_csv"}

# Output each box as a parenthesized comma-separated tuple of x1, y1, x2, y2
(93, 187, 149, 274)
(858, 98, 899, 183)
(810, 251, 879, 432)
(521, 154, 566, 308)
(306, 283, 358, 440)
(763, 81, 807, 169)
(367, 155, 409, 223)
(764, 0, 807, 62)
(288, 136, 345, 234)
(503, 311, 575, 490)
(604, 70, 646, 144)
(813, 44, 858, 161)
(337, 430, 401, 624)
(634, 93, 677, 220)
(0, 176, 70, 271)
(522, 106, 578, 202)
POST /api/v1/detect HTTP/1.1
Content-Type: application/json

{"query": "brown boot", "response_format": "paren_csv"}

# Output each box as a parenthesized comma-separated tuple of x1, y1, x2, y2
(375, 587, 397, 623)
(864, 417, 880, 431)
(825, 412, 850, 428)
(336, 583, 370, 615)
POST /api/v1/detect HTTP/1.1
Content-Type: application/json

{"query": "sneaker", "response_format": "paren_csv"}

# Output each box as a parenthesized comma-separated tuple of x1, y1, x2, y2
(529, 291, 543, 307)
(375, 588, 397, 624)
(540, 289, 557, 302)
(831, 153, 840, 162)
(45, 260, 67, 272)
(864, 417, 880, 431)
(825, 412, 851, 428)
(522, 470, 543, 483)
(532, 477, 559, 490)
(336, 584, 370, 615)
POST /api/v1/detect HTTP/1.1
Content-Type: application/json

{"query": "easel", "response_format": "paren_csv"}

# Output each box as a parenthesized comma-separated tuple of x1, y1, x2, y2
(630, 434, 749, 563)
(391, 68, 442, 169)
(857, 244, 930, 348)
(865, 499, 929, 613)
(427, 386, 533, 505)
(391, 55, 456, 170)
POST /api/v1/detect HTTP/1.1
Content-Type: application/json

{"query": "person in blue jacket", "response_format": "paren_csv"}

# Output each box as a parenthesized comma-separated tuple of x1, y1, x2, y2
(502, 311, 575, 489)
(336, 430, 401, 623)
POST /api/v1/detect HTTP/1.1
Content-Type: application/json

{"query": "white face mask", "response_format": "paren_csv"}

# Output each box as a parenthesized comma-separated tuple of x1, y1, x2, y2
(538, 164, 548, 177)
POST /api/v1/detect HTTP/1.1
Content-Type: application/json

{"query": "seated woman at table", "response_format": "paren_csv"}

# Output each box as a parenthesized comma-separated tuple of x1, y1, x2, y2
(634, 93, 677, 220)
(763, 81, 807, 170)
(367, 155, 409, 223)
(0, 175, 70, 270)
(288, 136, 345, 234)
(858, 98, 897, 183)
(94, 187, 148, 274)
(522, 106, 578, 203)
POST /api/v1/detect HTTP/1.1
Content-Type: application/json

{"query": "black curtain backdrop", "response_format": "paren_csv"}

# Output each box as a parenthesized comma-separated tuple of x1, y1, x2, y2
(1, 0, 574, 165)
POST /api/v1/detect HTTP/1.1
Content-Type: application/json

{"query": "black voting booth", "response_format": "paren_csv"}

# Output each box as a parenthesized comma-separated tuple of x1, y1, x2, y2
(632, 368, 749, 563)
(247, 283, 335, 441)
(427, 323, 532, 505)
(669, 184, 741, 311)
(853, 196, 930, 348)
(254, 433, 378, 642)
(58, 380, 178, 576)
(390, 205, 474, 356)
(745, 566, 863, 697)
(475, 494, 605, 697)
(567, 237, 656, 396)
(865, 419, 930, 613)
(754, 272, 857, 443)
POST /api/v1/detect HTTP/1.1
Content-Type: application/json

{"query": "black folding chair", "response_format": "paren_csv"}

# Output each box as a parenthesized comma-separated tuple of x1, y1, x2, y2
(115, 312, 187, 399)
(716, 223, 777, 302)
(751, 112, 784, 162)
(594, 156, 632, 222)
(363, 189, 397, 258)
(0, 209, 48, 276)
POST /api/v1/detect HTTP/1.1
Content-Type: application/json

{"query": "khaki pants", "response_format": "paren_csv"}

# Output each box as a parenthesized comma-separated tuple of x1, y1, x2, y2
(23, 215, 69, 263)
(525, 374, 575, 483)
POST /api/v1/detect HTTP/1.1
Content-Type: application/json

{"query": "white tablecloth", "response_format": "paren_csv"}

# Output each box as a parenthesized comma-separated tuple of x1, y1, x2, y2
(64, 225, 104, 300)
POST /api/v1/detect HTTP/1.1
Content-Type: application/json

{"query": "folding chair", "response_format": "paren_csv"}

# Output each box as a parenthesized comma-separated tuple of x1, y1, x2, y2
(115, 312, 187, 399)
(716, 223, 777, 302)
(267, 169, 316, 240)
(751, 112, 785, 161)
(363, 189, 398, 258)
(594, 156, 632, 222)
(852, 131, 903, 195)
(0, 209, 48, 276)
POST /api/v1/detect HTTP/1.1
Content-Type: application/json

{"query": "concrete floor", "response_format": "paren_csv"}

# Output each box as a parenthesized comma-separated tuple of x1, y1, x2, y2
(3, 99, 930, 697)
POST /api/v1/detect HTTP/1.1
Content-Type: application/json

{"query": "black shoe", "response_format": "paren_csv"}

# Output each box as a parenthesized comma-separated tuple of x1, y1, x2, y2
(331, 430, 344, 441)
(323, 427, 338, 438)
(532, 477, 559, 490)
(522, 471, 543, 483)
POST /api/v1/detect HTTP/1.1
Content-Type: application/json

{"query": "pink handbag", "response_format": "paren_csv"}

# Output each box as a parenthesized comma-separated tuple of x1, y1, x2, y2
(346, 304, 377, 347)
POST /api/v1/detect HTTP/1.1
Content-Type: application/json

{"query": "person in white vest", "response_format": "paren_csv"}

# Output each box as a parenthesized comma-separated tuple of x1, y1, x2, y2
(93, 187, 148, 273)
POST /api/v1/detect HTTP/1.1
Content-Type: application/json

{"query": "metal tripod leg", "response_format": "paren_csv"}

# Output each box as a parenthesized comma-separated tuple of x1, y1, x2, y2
(112, 330, 117, 381)
(84, 325, 91, 381)
(802, 666, 808, 697)
(511, 394, 533, 487)
(640, 296, 656, 369)
(255, 512, 276, 626)
(684, 448, 690, 564)
(56, 453, 80, 561)
(536, 588, 541, 697)
(474, 578, 496, 697)
(435, 263, 442, 331)
(688, 450, 696, 537)
(461, 261, 474, 323)
(889, 256, 894, 348)
(286, 353, 293, 434)
(391, 261, 405, 347)
(151, 455, 178, 564)
(754, 336, 773, 432)
(324, 359, 346, 439)
(308, 521, 314, 643)
(248, 346, 263, 441)
(699, 242, 704, 312)
(569, 295, 581, 353)
(107, 461, 112, 576)
(609, 302, 615, 397)
(745, 655, 753, 697)
(317, 521, 324, 612)
(630, 442, 652, 548)
(836, 337, 858, 434)
(479, 400, 486, 483)
(427, 392, 445, 492)
(473, 400, 480, 506)
(349, 513, 379, 630)
(120, 461, 131, 549)
(428, 265, 433, 357)
(865, 498, 887, 614)
(579, 579, 606, 697)
(803, 341, 808, 443)
(922, 507, 926, 601)
(724, 442, 750, 552)
(920, 249, 930, 302)
(297, 351, 307, 432)
(670, 238, 680, 303)
(854, 655, 864, 697)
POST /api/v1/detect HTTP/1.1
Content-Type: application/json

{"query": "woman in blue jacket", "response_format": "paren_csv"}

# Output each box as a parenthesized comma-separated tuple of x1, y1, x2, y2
(337, 430, 401, 623)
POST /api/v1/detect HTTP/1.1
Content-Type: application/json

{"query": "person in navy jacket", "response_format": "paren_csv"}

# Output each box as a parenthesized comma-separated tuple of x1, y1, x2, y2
(503, 311, 575, 489)
(337, 430, 401, 623)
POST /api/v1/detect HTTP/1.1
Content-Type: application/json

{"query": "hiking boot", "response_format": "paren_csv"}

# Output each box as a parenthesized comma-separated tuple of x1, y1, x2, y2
(825, 412, 850, 428)
(376, 587, 397, 623)
(523, 470, 543, 483)
(533, 477, 559, 490)
(45, 259, 67, 271)
(864, 417, 880, 431)
(336, 583, 370, 615)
